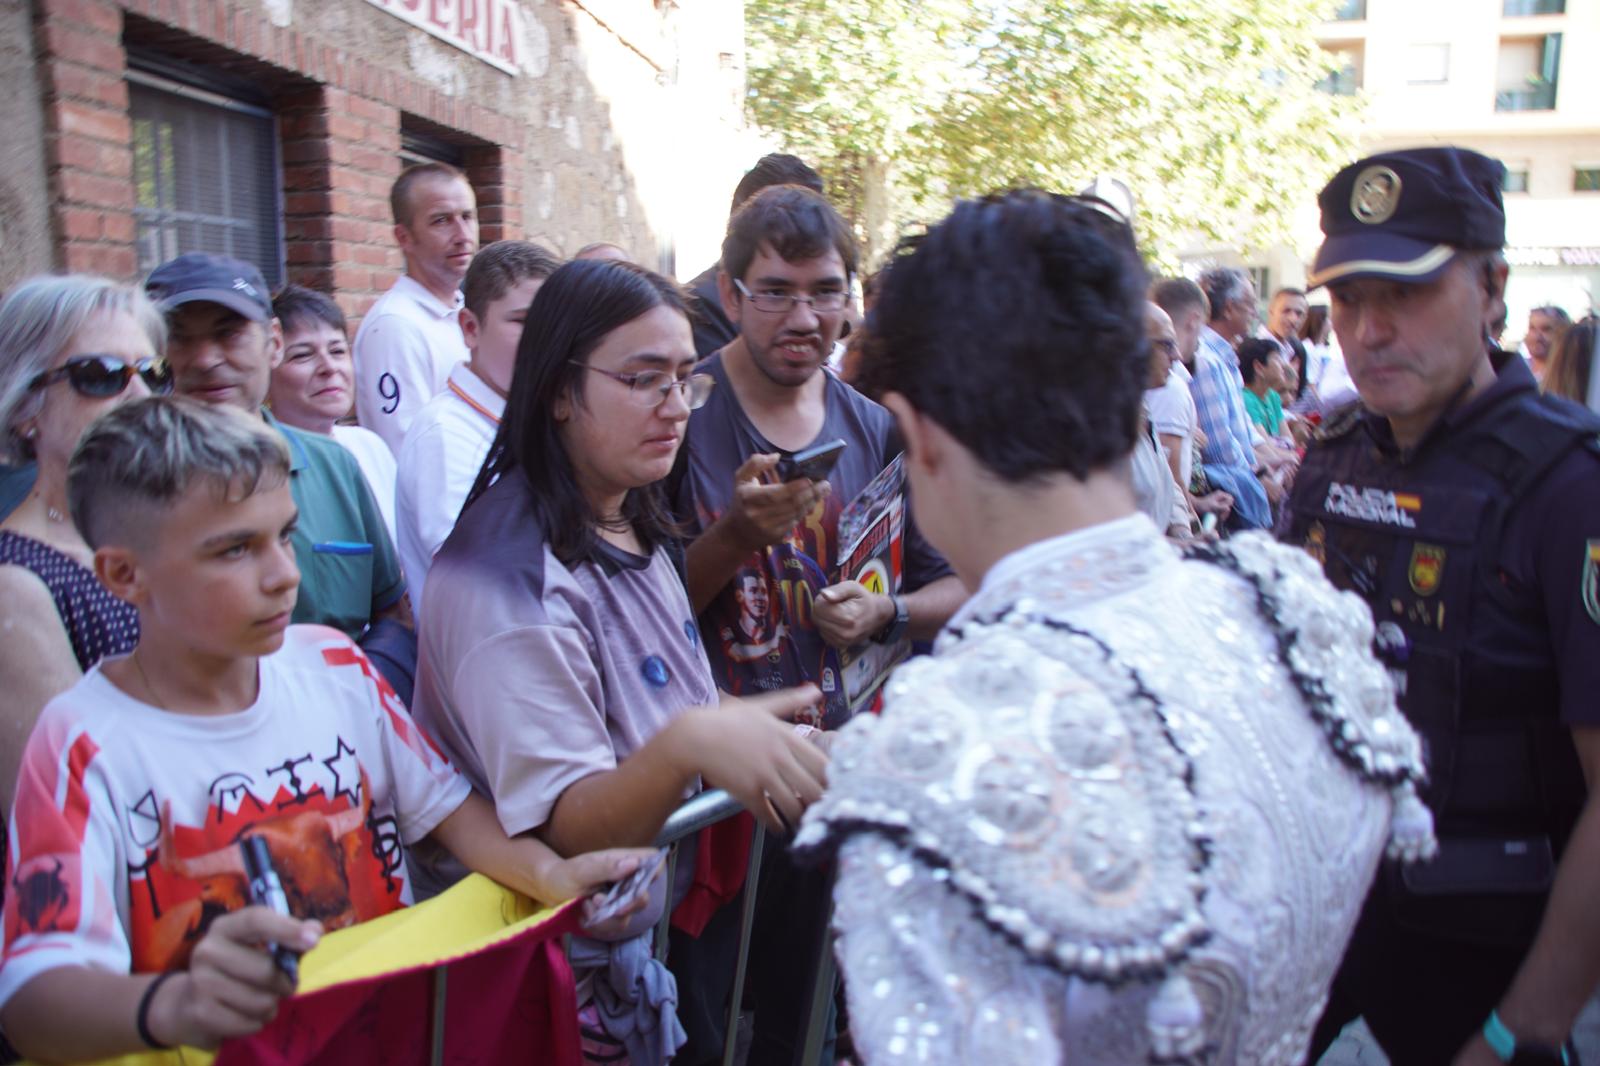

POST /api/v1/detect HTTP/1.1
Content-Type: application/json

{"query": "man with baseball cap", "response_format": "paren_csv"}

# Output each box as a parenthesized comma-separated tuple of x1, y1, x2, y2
(1285, 148, 1600, 1065)
(146, 254, 414, 693)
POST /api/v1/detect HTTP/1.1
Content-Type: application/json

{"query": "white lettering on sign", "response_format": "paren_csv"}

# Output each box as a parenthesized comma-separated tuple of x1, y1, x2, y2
(363, 0, 521, 75)
(1505, 246, 1600, 268)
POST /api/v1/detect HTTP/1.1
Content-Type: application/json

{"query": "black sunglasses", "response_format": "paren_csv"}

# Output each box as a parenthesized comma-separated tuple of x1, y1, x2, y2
(28, 355, 173, 398)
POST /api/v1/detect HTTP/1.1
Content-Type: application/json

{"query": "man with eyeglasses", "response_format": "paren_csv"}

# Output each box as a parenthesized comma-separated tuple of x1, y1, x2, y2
(667, 183, 964, 1064)
(145, 254, 414, 698)
(686, 153, 827, 358)
(1131, 302, 1195, 538)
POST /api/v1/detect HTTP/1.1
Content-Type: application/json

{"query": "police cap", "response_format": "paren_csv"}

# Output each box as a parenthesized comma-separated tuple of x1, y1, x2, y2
(1307, 146, 1505, 289)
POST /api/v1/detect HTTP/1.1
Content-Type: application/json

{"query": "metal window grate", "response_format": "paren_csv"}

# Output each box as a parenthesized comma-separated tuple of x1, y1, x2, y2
(129, 75, 284, 286)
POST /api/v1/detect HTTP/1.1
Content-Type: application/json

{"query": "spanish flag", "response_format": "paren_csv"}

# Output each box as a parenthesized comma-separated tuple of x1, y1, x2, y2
(52, 875, 583, 1066)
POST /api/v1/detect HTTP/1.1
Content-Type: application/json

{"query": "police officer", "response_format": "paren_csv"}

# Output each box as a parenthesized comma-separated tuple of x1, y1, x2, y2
(1287, 146, 1600, 1065)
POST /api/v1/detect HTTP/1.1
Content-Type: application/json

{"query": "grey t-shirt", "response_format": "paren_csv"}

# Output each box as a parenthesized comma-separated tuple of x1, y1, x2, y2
(412, 472, 716, 857)
(670, 354, 953, 728)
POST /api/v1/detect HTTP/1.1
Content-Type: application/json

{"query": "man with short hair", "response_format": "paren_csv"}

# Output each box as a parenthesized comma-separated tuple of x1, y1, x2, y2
(396, 240, 560, 609)
(686, 153, 826, 357)
(796, 188, 1430, 1066)
(1150, 277, 1233, 526)
(670, 183, 963, 1061)
(1525, 304, 1572, 382)
(145, 254, 411, 673)
(1132, 302, 1194, 536)
(1264, 286, 1310, 377)
(355, 162, 479, 453)
(1192, 267, 1274, 527)
(1289, 146, 1600, 1066)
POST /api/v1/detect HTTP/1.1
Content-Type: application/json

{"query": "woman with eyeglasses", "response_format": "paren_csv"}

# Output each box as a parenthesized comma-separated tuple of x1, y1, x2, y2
(409, 259, 826, 1064)
(0, 275, 169, 811)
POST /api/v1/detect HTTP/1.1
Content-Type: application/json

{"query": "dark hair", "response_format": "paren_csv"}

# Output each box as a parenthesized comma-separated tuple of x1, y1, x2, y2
(462, 240, 561, 317)
(721, 184, 858, 289)
(391, 161, 469, 228)
(1532, 305, 1573, 329)
(730, 153, 824, 217)
(1150, 277, 1209, 321)
(463, 259, 689, 563)
(860, 190, 1148, 483)
(1544, 315, 1598, 405)
(1300, 304, 1330, 344)
(1237, 338, 1279, 387)
(271, 284, 346, 338)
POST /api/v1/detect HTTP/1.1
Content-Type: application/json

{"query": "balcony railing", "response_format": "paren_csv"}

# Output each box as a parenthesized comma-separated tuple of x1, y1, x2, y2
(1496, 84, 1557, 110)
(1503, 0, 1564, 15)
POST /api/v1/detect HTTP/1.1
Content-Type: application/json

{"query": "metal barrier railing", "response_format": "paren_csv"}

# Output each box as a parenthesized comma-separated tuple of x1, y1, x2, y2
(422, 790, 836, 1066)
(651, 789, 838, 1066)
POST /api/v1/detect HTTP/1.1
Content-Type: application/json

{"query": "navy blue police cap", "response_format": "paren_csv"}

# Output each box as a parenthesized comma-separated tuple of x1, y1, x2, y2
(145, 252, 273, 322)
(1308, 146, 1505, 289)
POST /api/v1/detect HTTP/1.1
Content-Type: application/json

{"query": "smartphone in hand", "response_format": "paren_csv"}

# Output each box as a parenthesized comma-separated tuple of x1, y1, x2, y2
(777, 439, 848, 483)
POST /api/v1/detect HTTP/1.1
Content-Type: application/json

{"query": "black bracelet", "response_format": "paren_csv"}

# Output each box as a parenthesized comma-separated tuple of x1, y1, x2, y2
(136, 969, 180, 1049)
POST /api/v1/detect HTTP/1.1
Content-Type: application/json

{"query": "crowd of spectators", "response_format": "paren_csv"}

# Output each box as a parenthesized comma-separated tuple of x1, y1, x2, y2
(0, 144, 1593, 1066)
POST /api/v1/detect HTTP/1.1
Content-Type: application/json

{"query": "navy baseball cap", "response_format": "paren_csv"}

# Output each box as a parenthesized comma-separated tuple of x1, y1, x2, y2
(145, 252, 273, 322)
(1308, 147, 1506, 289)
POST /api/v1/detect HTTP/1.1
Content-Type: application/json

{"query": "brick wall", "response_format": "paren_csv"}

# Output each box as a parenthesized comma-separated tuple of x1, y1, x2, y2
(34, 0, 136, 279)
(31, 0, 525, 320)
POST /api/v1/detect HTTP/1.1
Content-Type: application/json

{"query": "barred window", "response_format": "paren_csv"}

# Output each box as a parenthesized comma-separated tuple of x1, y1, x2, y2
(129, 71, 283, 286)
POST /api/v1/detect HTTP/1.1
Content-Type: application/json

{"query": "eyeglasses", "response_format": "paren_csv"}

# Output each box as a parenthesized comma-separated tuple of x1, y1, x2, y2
(578, 365, 716, 409)
(733, 279, 850, 315)
(28, 355, 173, 398)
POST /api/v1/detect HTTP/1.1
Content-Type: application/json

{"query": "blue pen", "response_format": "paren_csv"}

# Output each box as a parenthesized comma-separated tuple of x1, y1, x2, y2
(312, 541, 373, 555)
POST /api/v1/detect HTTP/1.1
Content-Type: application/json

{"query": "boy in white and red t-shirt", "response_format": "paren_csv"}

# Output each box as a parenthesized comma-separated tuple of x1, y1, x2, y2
(0, 397, 649, 1063)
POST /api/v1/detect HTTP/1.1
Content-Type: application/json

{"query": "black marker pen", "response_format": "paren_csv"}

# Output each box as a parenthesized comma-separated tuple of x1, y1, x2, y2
(241, 836, 300, 986)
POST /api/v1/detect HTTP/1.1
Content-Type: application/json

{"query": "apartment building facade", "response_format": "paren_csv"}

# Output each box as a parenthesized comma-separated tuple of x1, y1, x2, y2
(1316, 0, 1600, 332)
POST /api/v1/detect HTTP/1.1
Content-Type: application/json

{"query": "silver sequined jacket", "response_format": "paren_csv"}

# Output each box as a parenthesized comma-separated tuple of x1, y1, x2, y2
(796, 514, 1433, 1066)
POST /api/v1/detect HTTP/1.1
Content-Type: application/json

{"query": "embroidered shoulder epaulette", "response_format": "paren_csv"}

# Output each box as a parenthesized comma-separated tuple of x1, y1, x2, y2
(1314, 399, 1365, 442)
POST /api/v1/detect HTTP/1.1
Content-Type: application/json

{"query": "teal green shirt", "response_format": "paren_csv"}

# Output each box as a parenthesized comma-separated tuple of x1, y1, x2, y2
(1243, 388, 1284, 438)
(0, 462, 36, 522)
(266, 412, 406, 639)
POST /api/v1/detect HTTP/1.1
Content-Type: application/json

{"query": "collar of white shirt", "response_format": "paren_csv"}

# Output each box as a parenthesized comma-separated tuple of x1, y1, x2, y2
(445, 361, 507, 423)
(393, 273, 465, 320)
(952, 512, 1162, 628)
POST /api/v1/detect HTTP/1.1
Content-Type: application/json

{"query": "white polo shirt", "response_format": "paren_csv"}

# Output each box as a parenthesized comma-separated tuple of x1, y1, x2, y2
(331, 423, 398, 542)
(353, 274, 469, 454)
(396, 361, 504, 613)
(1145, 361, 1197, 492)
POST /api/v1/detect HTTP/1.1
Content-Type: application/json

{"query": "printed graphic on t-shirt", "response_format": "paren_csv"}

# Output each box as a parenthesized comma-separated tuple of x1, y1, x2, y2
(3, 629, 463, 985)
(121, 738, 402, 974)
(696, 486, 847, 727)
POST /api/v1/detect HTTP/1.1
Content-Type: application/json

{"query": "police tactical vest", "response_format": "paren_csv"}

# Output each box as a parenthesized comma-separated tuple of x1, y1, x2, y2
(1287, 388, 1600, 852)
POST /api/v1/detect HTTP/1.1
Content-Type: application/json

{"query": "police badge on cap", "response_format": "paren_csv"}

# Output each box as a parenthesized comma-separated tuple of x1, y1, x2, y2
(1307, 147, 1506, 289)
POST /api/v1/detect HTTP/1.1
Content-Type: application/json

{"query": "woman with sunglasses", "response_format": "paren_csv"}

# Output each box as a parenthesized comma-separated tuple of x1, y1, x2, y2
(0, 275, 168, 811)
(410, 259, 827, 1064)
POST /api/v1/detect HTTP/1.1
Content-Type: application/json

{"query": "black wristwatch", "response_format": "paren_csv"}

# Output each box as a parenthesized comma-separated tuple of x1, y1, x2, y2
(872, 593, 910, 645)
(1510, 1048, 1569, 1065)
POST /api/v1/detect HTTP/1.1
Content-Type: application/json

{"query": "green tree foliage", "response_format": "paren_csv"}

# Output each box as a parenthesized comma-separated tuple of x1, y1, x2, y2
(746, 0, 1363, 267)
